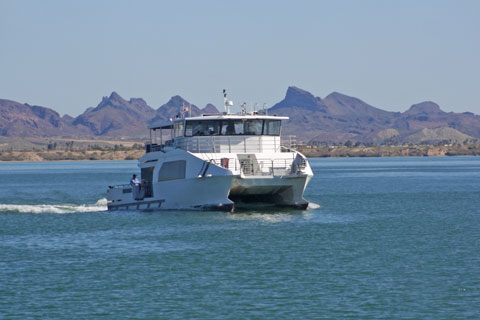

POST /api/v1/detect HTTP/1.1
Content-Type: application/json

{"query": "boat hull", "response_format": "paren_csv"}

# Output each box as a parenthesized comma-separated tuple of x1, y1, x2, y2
(107, 175, 234, 211)
(107, 147, 313, 212)
(229, 174, 311, 209)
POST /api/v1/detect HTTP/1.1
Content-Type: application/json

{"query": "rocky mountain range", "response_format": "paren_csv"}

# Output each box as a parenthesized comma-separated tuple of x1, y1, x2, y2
(270, 87, 480, 144)
(1, 87, 479, 144)
(0, 92, 219, 139)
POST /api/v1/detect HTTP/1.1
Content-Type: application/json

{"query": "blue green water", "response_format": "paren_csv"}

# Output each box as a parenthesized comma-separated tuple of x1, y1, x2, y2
(1, 157, 479, 319)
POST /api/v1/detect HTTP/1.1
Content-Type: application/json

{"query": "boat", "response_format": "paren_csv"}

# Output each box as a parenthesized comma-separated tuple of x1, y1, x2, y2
(106, 91, 313, 211)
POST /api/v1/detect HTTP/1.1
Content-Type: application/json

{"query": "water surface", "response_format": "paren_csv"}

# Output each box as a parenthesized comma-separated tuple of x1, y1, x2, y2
(1, 157, 479, 319)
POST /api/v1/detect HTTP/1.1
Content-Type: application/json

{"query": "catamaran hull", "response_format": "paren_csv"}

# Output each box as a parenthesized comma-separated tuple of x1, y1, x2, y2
(107, 175, 234, 211)
(108, 174, 311, 212)
(107, 146, 313, 212)
(229, 174, 311, 209)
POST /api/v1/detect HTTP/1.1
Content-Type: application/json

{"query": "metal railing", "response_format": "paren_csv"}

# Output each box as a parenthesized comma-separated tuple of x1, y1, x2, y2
(240, 158, 294, 176)
(280, 135, 297, 151)
(176, 136, 281, 153)
(146, 135, 297, 154)
(212, 157, 297, 177)
(211, 157, 241, 171)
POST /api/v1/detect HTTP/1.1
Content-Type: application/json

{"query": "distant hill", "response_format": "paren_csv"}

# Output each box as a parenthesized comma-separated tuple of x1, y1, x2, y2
(73, 92, 156, 137)
(270, 86, 398, 142)
(149, 95, 219, 126)
(396, 127, 474, 145)
(270, 86, 480, 144)
(1, 87, 479, 144)
(0, 99, 87, 137)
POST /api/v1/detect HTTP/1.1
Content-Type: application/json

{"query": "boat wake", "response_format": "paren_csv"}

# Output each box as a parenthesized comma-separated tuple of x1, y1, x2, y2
(307, 202, 321, 210)
(0, 198, 108, 214)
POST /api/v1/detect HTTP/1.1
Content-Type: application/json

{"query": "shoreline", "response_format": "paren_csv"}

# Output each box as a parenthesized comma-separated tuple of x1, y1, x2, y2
(1, 145, 480, 162)
(0, 149, 144, 162)
(296, 145, 480, 158)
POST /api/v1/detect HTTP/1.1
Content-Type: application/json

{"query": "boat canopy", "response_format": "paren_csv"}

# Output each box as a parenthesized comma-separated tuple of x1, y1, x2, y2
(149, 121, 174, 130)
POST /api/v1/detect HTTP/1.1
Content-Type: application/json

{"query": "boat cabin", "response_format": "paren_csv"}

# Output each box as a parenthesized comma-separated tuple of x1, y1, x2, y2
(147, 115, 290, 154)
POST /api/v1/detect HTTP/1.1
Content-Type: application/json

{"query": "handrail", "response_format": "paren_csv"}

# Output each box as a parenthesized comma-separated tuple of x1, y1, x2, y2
(108, 184, 131, 189)
(146, 135, 298, 154)
(210, 156, 299, 177)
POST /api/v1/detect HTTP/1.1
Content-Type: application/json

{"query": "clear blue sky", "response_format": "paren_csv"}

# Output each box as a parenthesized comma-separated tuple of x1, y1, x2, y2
(1, 0, 479, 116)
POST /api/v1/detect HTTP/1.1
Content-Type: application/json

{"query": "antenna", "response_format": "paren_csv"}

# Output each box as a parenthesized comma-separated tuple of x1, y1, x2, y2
(241, 102, 247, 115)
(223, 89, 227, 114)
(223, 89, 233, 114)
(263, 103, 267, 115)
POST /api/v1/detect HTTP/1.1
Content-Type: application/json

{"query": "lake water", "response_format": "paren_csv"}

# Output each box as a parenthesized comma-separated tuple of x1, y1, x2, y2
(1, 157, 479, 319)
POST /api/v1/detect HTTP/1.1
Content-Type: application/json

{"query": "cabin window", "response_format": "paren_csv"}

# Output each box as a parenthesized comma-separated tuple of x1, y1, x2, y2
(158, 160, 186, 181)
(219, 120, 262, 135)
(185, 119, 281, 136)
(185, 121, 220, 136)
(174, 122, 184, 137)
(233, 120, 245, 135)
(244, 120, 263, 135)
(265, 120, 281, 136)
(219, 120, 235, 135)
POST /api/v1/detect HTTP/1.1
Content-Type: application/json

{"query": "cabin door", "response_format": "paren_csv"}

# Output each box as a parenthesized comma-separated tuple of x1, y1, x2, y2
(237, 154, 260, 176)
(141, 167, 154, 198)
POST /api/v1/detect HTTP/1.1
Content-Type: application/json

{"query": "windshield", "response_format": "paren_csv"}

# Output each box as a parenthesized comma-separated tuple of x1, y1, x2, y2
(184, 119, 281, 137)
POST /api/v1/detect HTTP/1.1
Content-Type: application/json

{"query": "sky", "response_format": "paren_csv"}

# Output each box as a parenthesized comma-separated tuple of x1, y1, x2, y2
(1, 0, 479, 116)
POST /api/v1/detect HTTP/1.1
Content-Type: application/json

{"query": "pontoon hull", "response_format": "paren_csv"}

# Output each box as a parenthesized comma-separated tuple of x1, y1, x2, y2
(107, 140, 313, 212)
(107, 175, 234, 211)
(229, 174, 311, 209)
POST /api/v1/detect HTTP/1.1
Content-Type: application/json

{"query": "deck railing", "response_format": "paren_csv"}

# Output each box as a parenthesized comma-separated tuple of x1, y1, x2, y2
(146, 135, 297, 154)
(211, 157, 298, 176)
(176, 136, 280, 153)
(240, 158, 294, 176)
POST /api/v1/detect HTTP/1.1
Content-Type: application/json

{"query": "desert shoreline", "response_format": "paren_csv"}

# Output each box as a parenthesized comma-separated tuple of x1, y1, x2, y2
(1, 145, 479, 162)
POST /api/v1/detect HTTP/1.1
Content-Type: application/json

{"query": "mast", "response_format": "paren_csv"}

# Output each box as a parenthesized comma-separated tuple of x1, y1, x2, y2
(223, 89, 227, 113)
(223, 89, 233, 114)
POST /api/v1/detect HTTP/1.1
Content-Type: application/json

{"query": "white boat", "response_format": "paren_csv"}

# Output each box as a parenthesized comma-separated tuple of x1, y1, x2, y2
(106, 92, 313, 211)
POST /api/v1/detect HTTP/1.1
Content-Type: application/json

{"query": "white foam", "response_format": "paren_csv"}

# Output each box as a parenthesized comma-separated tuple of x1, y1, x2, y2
(0, 198, 108, 214)
(228, 213, 295, 223)
(307, 202, 321, 210)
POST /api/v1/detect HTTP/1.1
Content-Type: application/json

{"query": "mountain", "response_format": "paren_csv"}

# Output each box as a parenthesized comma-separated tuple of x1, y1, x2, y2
(271, 86, 322, 111)
(270, 87, 480, 144)
(202, 103, 220, 114)
(0, 99, 83, 137)
(270, 87, 398, 142)
(1, 92, 220, 139)
(148, 95, 219, 126)
(72, 92, 156, 137)
(149, 95, 201, 125)
(1, 88, 479, 145)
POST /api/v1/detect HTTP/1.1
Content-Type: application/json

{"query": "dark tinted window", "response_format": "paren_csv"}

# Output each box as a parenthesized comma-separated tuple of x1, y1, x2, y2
(185, 119, 281, 136)
(265, 120, 281, 135)
(158, 160, 186, 181)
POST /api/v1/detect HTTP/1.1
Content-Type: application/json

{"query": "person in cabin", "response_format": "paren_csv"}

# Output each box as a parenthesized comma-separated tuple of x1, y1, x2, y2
(226, 121, 235, 135)
(130, 174, 140, 187)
